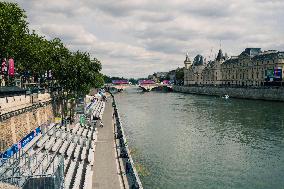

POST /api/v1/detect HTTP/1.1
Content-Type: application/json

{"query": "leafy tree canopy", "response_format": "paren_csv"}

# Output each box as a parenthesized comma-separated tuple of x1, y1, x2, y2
(0, 2, 104, 97)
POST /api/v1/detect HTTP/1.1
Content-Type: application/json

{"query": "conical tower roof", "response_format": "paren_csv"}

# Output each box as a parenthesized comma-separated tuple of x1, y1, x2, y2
(216, 49, 223, 61)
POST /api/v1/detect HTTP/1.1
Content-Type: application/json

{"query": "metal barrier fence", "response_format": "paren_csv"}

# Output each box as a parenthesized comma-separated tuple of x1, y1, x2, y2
(0, 153, 64, 189)
(111, 94, 144, 189)
(0, 123, 64, 189)
(22, 156, 64, 189)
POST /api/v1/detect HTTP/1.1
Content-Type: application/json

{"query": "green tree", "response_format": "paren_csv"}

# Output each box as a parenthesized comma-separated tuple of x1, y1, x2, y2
(0, 2, 28, 60)
(103, 75, 112, 84)
(129, 78, 138, 85)
(0, 2, 105, 119)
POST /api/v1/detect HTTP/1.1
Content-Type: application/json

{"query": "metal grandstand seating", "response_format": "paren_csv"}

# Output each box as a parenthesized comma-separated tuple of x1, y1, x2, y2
(67, 143, 75, 157)
(82, 129, 87, 138)
(44, 137, 55, 150)
(80, 147, 87, 161)
(59, 141, 69, 154)
(71, 162, 83, 189)
(64, 160, 76, 189)
(0, 97, 106, 189)
(83, 165, 93, 189)
(72, 123, 80, 134)
(52, 139, 63, 152)
(73, 145, 81, 159)
(36, 135, 49, 148)
(88, 149, 94, 166)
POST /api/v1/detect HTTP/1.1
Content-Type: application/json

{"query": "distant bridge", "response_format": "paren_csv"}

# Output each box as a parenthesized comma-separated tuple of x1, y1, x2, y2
(112, 84, 130, 91)
(105, 80, 131, 92)
(105, 84, 130, 92)
(139, 83, 173, 92)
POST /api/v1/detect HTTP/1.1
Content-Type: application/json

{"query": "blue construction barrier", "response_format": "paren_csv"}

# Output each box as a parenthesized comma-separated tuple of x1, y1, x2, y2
(0, 126, 41, 160)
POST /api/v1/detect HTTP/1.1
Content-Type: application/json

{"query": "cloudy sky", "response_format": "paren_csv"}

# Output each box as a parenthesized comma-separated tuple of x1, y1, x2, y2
(9, 0, 284, 78)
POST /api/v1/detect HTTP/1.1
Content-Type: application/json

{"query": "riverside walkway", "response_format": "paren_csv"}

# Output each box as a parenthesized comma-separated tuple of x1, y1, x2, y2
(92, 99, 122, 189)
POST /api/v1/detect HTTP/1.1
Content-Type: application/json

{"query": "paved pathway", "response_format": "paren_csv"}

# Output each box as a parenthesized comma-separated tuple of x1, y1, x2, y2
(92, 99, 122, 189)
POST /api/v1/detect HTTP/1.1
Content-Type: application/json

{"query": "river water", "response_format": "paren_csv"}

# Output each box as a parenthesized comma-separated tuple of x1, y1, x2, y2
(114, 87, 284, 189)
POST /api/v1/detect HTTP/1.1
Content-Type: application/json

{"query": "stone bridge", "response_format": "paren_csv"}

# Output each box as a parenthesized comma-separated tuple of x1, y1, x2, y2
(139, 84, 173, 92)
(107, 84, 130, 92)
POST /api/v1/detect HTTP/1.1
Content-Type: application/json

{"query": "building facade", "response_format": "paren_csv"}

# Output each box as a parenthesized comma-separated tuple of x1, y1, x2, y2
(184, 48, 284, 87)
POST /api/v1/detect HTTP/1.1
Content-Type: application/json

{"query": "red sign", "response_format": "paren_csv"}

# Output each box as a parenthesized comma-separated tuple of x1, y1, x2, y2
(1, 60, 7, 74)
(8, 58, 14, 76)
(112, 80, 129, 85)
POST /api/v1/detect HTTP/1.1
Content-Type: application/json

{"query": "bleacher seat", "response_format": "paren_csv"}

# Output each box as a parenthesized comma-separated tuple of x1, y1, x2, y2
(45, 137, 55, 150)
(65, 160, 76, 189)
(37, 135, 49, 148)
(67, 143, 75, 157)
(88, 149, 94, 166)
(81, 147, 87, 161)
(59, 141, 69, 154)
(72, 162, 83, 189)
(51, 139, 63, 152)
(73, 145, 81, 159)
(83, 165, 93, 189)
(0, 99, 103, 188)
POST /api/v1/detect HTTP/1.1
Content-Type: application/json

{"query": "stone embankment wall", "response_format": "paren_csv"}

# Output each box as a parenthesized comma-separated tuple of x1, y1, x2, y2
(0, 105, 54, 149)
(173, 85, 284, 102)
(0, 94, 58, 152)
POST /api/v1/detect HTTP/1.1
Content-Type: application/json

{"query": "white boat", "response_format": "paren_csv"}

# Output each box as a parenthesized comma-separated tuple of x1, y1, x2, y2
(222, 94, 229, 99)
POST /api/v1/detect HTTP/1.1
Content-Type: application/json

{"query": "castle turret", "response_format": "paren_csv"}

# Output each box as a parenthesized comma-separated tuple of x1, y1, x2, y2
(216, 49, 223, 61)
(184, 53, 192, 69)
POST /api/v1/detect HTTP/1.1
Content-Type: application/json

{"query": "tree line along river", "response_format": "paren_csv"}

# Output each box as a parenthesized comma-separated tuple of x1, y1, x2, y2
(115, 87, 284, 189)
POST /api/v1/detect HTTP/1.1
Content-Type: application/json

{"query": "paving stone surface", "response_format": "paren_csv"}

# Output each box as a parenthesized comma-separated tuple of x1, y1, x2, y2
(92, 99, 122, 189)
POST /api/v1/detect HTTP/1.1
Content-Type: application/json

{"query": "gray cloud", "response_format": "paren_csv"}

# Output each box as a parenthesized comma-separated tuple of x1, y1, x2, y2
(8, 0, 284, 78)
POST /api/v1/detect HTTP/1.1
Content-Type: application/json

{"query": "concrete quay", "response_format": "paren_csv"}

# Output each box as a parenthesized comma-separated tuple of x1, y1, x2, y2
(0, 92, 142, 189)
(92, 96, 143, 189)
(92, 99, 122, 189)
(173, 85, 284, 102)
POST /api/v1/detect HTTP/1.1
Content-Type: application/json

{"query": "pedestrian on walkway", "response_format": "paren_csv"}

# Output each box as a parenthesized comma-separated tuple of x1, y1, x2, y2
(99, 118, 103, 128)
(103, 94, 107, 102)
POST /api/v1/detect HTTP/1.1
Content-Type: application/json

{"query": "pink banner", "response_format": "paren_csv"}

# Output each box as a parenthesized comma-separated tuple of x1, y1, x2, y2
(8, 58, 14, 76)
(1, 60, 6, 74)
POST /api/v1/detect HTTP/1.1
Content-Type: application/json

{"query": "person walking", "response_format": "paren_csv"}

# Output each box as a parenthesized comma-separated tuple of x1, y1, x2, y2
(99, 118, 104, 128)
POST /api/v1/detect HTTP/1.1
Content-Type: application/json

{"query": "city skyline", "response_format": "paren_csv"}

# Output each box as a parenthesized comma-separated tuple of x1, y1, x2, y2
(9, 0, 284, 78)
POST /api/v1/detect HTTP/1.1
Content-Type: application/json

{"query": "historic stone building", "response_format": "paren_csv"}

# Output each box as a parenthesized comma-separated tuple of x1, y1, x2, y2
(184, 48, 284, 87)
(184, 54, 206, 85)
(202, 49, 228, 85)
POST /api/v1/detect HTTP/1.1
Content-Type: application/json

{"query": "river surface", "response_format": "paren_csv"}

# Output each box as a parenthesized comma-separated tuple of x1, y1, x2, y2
(114, 87, 284, 189)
